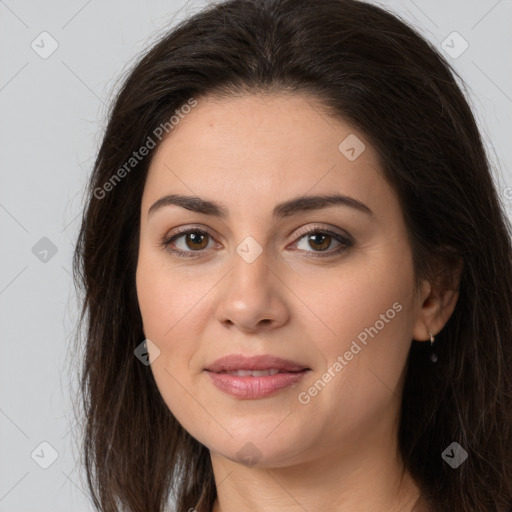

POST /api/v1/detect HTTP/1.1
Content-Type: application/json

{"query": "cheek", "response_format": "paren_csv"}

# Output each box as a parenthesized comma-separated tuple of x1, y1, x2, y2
(296, 248, 414, 348)
(291, 269, 415, 445)
(135, 246, 222, 367)
(135, 255, 200, 406)
(135, 247, 210, 340)
(135, 254, 210, 432)
(297, 244, 416, 398)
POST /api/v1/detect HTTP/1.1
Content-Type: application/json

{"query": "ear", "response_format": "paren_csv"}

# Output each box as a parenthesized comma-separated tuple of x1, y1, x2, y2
(412, 257, 463, 341)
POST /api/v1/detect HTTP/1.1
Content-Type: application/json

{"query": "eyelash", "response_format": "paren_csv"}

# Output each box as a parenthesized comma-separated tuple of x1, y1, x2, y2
(159, 225, 354, 259)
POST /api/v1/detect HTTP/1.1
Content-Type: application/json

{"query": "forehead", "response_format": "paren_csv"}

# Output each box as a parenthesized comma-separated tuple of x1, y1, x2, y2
(142, 93, 393, 218)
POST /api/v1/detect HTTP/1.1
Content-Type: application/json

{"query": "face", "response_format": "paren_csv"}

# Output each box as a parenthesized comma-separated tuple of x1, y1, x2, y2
(136, 93, 426, 468)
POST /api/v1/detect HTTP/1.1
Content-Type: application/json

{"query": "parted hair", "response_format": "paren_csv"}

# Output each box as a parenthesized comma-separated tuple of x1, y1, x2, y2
(72, 1, 512, 511)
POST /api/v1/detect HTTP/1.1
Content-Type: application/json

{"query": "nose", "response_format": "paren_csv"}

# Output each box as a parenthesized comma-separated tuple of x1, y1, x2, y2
(214, 247, 290, 333)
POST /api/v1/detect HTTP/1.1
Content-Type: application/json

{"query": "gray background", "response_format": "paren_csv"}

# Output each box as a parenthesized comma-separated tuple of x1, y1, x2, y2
(1, 0, 511, 510)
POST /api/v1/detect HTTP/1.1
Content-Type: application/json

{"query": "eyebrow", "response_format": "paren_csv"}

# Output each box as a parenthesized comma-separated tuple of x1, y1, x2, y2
(148, 193, 373, 219)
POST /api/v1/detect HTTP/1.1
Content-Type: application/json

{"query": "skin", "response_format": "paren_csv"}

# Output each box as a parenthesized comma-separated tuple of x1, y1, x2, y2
(135, 93, 459, 512)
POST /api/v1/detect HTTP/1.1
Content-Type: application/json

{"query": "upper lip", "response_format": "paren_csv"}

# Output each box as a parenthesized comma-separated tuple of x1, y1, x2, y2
(205, 354, 310, 373)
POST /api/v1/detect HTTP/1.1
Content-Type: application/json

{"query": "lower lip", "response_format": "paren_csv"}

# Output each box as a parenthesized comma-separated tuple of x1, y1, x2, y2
(205, 370, 309, 399)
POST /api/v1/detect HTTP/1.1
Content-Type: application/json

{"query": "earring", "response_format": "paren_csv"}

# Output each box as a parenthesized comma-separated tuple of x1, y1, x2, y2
(428, 329, 438, 363)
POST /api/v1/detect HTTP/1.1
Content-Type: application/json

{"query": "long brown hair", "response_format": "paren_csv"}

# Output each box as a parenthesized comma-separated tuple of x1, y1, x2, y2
(72, 1, 512, 511)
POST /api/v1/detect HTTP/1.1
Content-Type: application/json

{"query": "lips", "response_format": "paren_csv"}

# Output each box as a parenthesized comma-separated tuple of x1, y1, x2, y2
(205, 354, 311, 399)
(205, 354, 310, 374)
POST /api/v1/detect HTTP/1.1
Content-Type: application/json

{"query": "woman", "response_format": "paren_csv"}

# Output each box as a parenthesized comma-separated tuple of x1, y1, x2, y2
(73, 0, 512, 511)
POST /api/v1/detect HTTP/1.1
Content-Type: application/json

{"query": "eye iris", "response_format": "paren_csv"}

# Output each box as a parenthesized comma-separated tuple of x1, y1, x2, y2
(308, 233, 331, 251)
(186, 232, 208, 250)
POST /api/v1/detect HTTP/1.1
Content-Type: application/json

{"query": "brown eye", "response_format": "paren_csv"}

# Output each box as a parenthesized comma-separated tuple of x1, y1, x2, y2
(184, 232, 209, 250)
(161, 229, 216, 258)
(291, 228, 354, 258)
(306, 233, 332, 251)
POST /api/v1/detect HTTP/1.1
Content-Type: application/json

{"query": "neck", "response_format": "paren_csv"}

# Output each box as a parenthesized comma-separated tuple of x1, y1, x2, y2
(209, 418, 422, 512)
